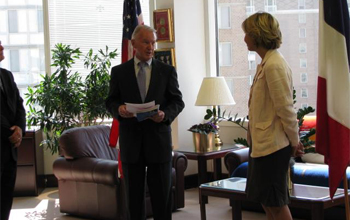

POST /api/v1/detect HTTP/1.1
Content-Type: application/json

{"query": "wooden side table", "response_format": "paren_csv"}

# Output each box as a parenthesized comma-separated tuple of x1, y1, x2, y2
(177, 144, 241, 185)
(14, 128, 45, 196)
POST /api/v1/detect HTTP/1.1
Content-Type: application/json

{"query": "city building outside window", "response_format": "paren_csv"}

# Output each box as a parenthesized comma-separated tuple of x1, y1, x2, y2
(300, 58, 307, 68)
(248, 51, 256, 70)
(299, 14, 306, 23)
(218, 5, 231, 29)
(299, 28, 306, 38)
(216, 0, 318, 117)
(265, 0, 277, 12)
(0, 0, 45, 102)
(301, 72, 308, 83)
(0, 0, 149, 107)
(301, 103, 309, 109)
(299, 43, 307, 53)
(301, 88, 308, 98)
(298, 0, 306, 9)
(246, 0, 255, 14)
(219, 42, 232, 66)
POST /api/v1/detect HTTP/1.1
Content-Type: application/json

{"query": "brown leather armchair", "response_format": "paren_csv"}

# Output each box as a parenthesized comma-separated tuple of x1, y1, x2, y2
(53, 125, 188, 220)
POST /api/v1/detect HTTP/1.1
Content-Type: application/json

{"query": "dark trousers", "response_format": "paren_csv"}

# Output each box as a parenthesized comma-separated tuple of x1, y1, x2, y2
(1, 141, 17, 220)
(122, 158, 172, 220)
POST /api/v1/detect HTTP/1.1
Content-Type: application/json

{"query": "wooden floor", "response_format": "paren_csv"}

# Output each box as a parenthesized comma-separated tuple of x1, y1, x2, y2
(10, 187, 345, 220)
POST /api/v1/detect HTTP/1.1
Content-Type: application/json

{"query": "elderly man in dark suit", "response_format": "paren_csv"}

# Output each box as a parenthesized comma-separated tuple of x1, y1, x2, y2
(106, 25, 184, 220)
(0, 41, 26, 220)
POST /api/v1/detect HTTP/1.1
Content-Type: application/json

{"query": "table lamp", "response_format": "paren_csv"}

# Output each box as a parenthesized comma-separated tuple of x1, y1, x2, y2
(195, 76, 236, 146)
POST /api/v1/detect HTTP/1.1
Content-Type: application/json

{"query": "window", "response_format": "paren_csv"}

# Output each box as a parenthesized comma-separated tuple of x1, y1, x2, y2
(0, 2, 45, 101)
(10, 50, 20, 72)
(301, 103, 308, 108)
(0, 0, 150, 107)
(298, 0, 306, 9)
(300, 58, 307, 68)
(265, 0, 277, 12)
(216, 0, 318, 117)
(48, 0, 150, 77)
(300, 72, 308, 83)
(299, 43, 307, 53)
(218, 5, 231, 29)
(299, 14, 306, 23)
(219, 42, 232, 66)
(248, 51, 256, 70)
(299, 28, 306, 38)
(246, 0, 255, 14)
(8, 10, 18, 33)
(301, 88, 308, 98)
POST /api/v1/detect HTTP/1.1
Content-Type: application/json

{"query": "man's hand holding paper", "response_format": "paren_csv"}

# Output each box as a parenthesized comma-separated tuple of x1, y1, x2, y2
(124, 101, 161, 121)
(118, 104, 134, 118)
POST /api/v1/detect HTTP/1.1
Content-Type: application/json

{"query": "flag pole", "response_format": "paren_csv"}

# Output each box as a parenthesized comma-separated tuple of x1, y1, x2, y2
(344, 172, 350, 220)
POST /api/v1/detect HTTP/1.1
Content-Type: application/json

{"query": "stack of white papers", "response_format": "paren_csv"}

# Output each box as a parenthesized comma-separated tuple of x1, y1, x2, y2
(125, 101, 160, 122)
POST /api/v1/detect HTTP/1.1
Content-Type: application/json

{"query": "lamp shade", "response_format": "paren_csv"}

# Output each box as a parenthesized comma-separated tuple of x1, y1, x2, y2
(195, 77, 235, 106)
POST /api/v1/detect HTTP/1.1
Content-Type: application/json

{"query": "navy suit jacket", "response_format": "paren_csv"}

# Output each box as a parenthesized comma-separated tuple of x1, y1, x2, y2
(0, 68, 26, 161)
(106, 58, 184, 164)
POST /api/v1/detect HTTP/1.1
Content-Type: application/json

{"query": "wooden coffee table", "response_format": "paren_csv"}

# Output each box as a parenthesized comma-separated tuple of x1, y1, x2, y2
(199, 177, 349, 220)
(177, 144, 242, 185)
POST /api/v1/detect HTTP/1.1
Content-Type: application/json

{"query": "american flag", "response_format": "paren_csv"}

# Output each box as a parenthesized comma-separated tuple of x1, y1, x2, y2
(109, 0, 144, 178)
(316, 0, 350, 199)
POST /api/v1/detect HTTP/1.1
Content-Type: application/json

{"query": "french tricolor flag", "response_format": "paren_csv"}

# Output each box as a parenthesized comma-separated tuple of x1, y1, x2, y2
(316, 0, 350, 199)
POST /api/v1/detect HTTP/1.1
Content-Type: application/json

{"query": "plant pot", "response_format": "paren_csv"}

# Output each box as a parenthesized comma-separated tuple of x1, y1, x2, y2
(192, 132, 214, 152)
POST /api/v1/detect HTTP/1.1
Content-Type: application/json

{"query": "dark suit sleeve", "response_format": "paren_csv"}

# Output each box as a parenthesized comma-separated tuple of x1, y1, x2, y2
(3, 68, 26, 134)
(161, 65, 185, 125)
(11, 72, 26, 134)
(105, 66, 122, 120)
(15, 90, 26, 135)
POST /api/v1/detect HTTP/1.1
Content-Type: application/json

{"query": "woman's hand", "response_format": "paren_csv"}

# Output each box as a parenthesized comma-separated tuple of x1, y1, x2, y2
(292, 141, 304, 157)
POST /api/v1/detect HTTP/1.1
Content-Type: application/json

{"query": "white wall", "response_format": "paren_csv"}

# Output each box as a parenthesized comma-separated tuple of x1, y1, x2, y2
(172, 0, 208, 175)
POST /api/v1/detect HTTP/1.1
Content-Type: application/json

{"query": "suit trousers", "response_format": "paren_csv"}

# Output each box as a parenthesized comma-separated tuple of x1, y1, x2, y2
(122, 158, 172, 220)
(1, 141, 17, 220)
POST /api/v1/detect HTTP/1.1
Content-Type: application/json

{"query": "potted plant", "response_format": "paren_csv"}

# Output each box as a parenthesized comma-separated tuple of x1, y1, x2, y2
(26, 43, 118, 155)
(188, 122, 218, 152)
(203, 89, 316, 151)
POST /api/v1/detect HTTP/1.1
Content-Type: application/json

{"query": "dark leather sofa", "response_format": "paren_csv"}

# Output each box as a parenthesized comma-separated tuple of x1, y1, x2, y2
(53, 125, 188, 220)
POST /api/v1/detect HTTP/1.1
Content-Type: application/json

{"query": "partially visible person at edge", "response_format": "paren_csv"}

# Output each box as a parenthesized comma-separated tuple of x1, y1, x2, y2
(105, 25, 184, 220)
(242, 12, 304, 220)
(0, 40, 26, 220)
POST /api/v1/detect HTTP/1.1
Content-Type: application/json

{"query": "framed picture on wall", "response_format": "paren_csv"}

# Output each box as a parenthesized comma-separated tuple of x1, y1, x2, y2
(153, 8, 174, 42)
(154, 48, 176, 67)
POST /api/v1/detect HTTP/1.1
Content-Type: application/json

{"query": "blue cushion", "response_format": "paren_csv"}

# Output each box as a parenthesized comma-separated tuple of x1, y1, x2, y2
(230, 162, 350, 189)
(231, 162, 248, 178)
(291, 164, 350, 188)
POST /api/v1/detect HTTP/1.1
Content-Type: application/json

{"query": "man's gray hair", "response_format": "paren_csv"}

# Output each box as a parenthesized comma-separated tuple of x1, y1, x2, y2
(131, 25, 157, 40)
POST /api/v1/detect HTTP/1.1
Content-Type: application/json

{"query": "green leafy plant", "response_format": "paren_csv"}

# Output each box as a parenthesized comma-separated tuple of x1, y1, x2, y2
(26, 43, 118, 154)
(203, 89, 316, 150)
(297, 106, 316, 153)
(83, 46, 118, 124)
(204, 109, 249, 147)
(188, 122, 218, 135)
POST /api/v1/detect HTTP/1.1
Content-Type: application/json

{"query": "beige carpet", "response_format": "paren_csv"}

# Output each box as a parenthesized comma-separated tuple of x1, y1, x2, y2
(10, 187, 303, 220)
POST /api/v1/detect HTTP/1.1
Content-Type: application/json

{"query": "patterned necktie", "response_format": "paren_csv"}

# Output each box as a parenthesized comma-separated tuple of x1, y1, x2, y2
(137, 62, 147, 102)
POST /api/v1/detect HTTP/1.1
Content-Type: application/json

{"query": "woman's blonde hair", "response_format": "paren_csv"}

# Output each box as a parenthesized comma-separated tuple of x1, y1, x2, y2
(242, 12, 282, 49)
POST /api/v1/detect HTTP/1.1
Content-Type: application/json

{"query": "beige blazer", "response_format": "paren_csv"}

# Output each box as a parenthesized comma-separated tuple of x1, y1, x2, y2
(248, 50, 299, 158)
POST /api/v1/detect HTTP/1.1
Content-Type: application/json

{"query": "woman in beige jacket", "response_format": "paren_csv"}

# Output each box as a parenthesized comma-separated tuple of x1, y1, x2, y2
(242, 12, 304, 220)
